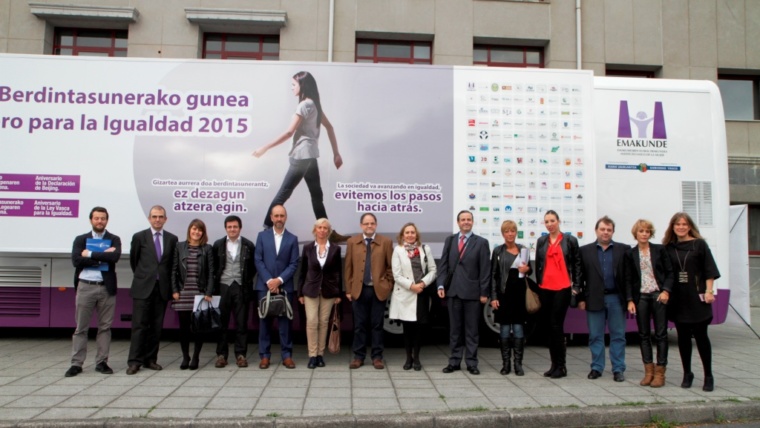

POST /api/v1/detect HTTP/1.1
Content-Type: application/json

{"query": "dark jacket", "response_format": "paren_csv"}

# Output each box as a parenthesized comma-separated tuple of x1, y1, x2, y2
(298, 241, 343, 299)
(212, 236, 256, 298)
(624, 243, 675, 305)
(490, 243, 533, 299)
(578, 240, 630, 311)
(72, 230, 122, 296)
(129, 228, 178, 301)
(535, 232, 582, 290)
(171, 241, 214, 296)
(438, 232, 491, 300)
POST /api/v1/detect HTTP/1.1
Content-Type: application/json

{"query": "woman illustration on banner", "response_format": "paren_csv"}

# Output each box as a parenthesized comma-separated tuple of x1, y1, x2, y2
(389, 222, 437, 371)
(297, 218, 343, 369)
(662, 212, 720, 392)
(624, 219, 674, 388)
(171, 219, 214, 370)
(534, 210, 581, 379)
(490, 220, 533, 376)
(252, 71, 345, 241)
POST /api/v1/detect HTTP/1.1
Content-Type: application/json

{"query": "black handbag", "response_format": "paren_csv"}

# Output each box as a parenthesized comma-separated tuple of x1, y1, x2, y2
(257, 290, 294, 319)
(191, 298, 221, 333)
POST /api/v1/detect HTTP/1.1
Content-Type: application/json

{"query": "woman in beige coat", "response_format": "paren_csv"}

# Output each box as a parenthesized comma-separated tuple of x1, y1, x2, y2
(390, 223, 437, 370)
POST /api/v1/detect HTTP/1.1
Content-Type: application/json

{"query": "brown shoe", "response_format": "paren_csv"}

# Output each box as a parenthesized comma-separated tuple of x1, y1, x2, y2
(640, 363, 655, 386)
(259, 357, 270, 369)
(125, 365, 139, 375)
(145, 362, 163, 370)
(650, 365, 666, 388)
(349, 359, 364, 369)
(372, 359, 385, 369)
(215, 355, 227, 368)
(282, 357, 296, 369)
(236, 355, 248, 368)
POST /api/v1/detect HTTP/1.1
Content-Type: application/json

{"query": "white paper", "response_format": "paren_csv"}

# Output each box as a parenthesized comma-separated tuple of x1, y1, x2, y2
(194, 295, 221, 308)
(518, 247, 530, 278)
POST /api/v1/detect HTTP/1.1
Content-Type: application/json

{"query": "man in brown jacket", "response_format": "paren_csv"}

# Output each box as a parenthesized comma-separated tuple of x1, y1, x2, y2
(344, 213, 394, 369)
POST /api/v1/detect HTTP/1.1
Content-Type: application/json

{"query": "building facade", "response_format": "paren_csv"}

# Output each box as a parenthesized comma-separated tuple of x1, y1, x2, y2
(1, 0, 758, 302)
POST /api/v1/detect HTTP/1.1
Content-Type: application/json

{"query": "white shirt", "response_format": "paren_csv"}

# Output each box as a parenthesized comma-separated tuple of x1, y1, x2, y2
(226, 237, 240, 261)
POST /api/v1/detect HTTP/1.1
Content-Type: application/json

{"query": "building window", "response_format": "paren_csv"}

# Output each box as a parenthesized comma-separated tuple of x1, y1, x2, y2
(605, 69, 655, 78)
(203, 34, 279, 60)
(718, 75, 760, 121)
(53, 28, 127, 57)
(355, 39, 432, 64)
(473, 45, 543, 68)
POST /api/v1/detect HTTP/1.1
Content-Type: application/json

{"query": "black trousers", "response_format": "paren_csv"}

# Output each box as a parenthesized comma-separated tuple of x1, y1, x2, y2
(216, 282, 249, 358)
(447, 296, 481, 368)
(127, 285, 167, 366)
(541, 287, 571, 365)
(636, 292, 668, 365)
(351, 285, 385, 361)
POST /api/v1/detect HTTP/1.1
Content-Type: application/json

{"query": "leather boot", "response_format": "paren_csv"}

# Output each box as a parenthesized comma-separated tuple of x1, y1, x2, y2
(180, 340, 190, 370)
(640, 363, 655, 386)
(650, 365, 666, 388)
(544, 344, 556, 377)
(513, 338, 525, 376)
(189, 341, 202, 370)
(499, 339, 512, 375)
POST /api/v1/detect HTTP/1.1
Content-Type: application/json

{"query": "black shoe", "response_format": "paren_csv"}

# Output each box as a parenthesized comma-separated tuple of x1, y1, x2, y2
(467, 366, 480, 375)
(413, 360, 422, 371)
(550, 365, 567, 379)
(307, 357, 317, 369)
(180, 356, 190, 370)
(442, 365, 460, 373)
(189, 356, 199, 370)
(613, 372, 625, 382)
(703, 376, 714, 392)
(95, 362, 113, 374)
(316, 356, 325, 367)
(403, 357, 413, 371)
(681, 372, 694, 388)
(587, 369, 602, 379)
(64, 365, 82, 377)
(543, 363, 557, 377)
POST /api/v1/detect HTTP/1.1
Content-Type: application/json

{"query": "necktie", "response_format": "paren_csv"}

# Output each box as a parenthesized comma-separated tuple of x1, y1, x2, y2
(363, 238, 372, 285)
(458, 235, 465, 258)
(154, 232, 162, 261)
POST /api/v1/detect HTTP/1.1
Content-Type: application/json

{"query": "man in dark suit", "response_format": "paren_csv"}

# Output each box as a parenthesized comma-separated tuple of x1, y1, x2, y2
(126, 205, 178, 375)
(213, 215, 256, 368)
(254, 204, 299, 369)
(437, 210, 491, 375)
(578, 216, 631, 382)
(65, 206, 121, 377)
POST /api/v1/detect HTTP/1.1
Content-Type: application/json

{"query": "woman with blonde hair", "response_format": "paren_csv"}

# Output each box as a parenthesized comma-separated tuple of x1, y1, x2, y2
(390, 222, 437, 370)
(490, 220, 532, 376)
(662, 212, 720, 391)
(624, 219, 674, 387)
(297, 218, 342, 369)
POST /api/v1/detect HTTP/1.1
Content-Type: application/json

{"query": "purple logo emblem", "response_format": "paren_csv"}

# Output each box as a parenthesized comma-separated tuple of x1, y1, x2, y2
(617, 101, 667, 139)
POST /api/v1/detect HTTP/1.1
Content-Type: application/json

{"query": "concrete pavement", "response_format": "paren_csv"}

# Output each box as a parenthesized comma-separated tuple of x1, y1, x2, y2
(0, 309, 759, 427)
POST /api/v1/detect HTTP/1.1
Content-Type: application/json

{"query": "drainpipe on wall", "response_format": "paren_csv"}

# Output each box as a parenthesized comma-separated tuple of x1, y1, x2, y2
(328, 0, 335, 62)
(576, 0, 582, 70)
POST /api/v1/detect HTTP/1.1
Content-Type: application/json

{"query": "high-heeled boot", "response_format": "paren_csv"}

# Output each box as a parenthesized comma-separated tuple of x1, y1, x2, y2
(499, 339, 512, 375)
(513, 338, 525, 376)
(189, 341, 202, 370)
(180, 340, 190, 370)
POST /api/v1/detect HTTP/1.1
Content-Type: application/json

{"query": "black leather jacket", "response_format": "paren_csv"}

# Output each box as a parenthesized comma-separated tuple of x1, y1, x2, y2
(212, 236, 256, 297)
(171, 242, 214, 296)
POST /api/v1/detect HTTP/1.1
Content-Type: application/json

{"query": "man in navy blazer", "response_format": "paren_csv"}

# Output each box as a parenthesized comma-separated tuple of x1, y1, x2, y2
(254, 204, 300, 369)
(65, 206, 121, 377)
(437, 210, 491, 375)
(578, 216, 631, 382)
(126, 205, 178, 375)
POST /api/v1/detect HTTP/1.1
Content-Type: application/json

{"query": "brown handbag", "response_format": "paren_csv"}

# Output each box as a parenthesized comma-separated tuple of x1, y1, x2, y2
(328, 304, 341, 354)
(525, 278, 541, 314)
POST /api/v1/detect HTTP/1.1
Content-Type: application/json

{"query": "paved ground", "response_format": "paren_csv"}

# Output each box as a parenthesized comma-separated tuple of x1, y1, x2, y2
(0, 309, 759, 427)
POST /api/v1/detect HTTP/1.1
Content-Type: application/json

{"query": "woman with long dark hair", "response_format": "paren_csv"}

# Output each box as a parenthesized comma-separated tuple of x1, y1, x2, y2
(171, 219, 214, 370)
(662, 212, 720, 391)
(534, 210, 581, 378)
(253, 71, 344, 240)
(625, 219, 674, 388)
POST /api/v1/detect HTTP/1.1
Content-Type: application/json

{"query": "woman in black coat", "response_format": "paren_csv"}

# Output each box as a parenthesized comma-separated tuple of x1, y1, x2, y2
(662, 212, 720, 392)
(625, 219, 674, 388)
(490, 220, 532, 376)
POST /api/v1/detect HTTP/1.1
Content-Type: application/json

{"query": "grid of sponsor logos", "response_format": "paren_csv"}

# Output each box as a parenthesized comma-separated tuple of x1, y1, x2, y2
(460, 78, 590, 257)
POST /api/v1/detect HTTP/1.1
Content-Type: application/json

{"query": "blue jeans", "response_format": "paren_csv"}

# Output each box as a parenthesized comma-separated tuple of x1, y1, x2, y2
(586, 293, 626, 373)
(499, 324, 524, 340)
(264, 157, 326, 228)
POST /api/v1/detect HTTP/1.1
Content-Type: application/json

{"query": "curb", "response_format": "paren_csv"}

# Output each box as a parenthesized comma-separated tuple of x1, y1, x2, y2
(6, 401, 760, 428)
